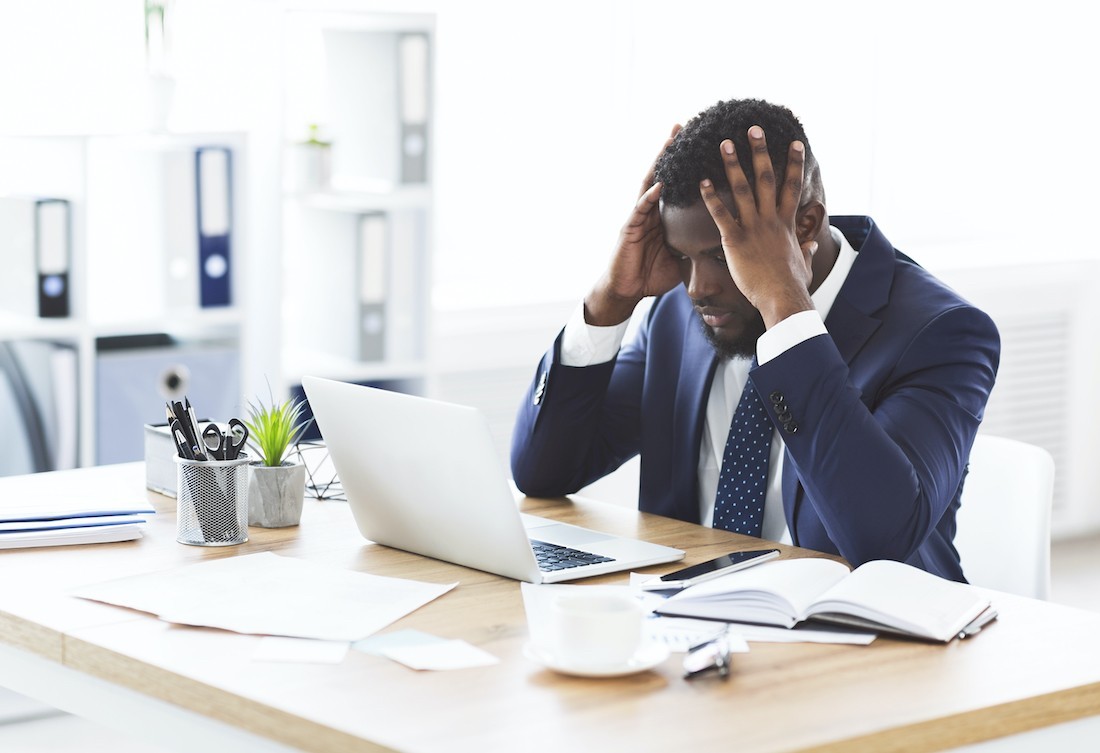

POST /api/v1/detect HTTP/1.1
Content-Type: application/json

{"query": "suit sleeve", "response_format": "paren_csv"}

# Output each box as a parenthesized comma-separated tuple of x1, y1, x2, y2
(510, 319, 650, 497)
(750, 304, 1000, 567)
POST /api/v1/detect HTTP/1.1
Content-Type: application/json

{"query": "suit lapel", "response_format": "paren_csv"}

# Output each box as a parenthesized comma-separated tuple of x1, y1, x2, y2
(674, 315, 717, 522)
(823, 215, 895, 363)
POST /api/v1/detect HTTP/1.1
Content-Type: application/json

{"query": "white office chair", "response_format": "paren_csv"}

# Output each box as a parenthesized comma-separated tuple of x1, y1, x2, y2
(953, 434, 1055, 600)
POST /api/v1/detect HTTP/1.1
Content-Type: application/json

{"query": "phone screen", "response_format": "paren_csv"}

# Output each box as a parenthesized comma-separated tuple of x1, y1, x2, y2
(660, 549, 778, 582)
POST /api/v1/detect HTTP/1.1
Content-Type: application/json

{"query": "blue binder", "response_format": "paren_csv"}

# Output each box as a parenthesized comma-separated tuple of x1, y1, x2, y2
(195, 147, 233, 308)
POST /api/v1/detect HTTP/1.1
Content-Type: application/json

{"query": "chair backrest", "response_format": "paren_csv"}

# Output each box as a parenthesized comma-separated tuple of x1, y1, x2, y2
(954, 434, 1055, 600)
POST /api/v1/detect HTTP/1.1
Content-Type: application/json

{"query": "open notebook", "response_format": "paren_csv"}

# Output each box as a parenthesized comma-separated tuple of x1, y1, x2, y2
(655, 558, 995, 642)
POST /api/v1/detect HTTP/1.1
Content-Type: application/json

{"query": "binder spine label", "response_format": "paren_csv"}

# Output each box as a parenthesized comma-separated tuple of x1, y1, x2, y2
(196, 147, 233, 308)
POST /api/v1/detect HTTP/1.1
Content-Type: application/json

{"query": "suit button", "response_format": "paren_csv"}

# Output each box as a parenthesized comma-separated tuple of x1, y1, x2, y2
(783, 422, 799, 434)
(770, 391, 784, 405)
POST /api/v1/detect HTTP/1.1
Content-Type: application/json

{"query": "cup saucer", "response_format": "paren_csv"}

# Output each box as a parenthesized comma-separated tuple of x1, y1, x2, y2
(523, 641, 670, 678)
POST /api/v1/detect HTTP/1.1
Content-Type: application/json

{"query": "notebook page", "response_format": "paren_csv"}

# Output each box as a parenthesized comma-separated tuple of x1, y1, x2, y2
(808, 560, 989, 640)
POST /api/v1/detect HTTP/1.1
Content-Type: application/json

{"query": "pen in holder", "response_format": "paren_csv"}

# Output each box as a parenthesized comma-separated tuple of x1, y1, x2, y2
(175, 453, 250, 546)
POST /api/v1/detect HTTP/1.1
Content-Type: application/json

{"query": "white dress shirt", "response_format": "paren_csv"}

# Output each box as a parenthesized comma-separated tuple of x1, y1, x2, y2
(560, 227, 858, 542)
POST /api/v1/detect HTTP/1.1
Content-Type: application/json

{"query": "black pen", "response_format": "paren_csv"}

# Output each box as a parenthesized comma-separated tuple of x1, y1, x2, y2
(171, 420, 195, 460)
(184, 399, 203, 455)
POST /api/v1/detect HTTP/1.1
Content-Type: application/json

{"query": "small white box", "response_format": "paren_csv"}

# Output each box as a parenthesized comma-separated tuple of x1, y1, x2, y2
(144, 423, 178, 497)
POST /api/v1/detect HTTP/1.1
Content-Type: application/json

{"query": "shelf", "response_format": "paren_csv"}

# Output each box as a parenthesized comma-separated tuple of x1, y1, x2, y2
(284, 185, 431, 213)
(0, 313, 85, 342)
(0, 309, 243, 343)
(88, 308, 243, 340)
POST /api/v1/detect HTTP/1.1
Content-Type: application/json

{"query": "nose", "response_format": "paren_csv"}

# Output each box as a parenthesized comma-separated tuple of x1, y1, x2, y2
(685, 259, 724, 303)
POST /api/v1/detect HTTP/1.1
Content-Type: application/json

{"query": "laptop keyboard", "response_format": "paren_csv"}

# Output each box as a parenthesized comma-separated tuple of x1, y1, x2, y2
(530, 539, 616, 572)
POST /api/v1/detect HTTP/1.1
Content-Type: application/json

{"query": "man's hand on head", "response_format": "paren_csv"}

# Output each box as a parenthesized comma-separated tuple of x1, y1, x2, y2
(585, 125, 684, 327)
(698, 126, 817, 329)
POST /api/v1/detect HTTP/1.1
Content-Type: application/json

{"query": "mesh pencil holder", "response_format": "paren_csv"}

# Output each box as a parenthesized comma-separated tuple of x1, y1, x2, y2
(175, 454, 251, 546)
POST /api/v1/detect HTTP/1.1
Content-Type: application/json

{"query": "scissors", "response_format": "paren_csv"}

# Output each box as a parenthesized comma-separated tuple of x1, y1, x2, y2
(202, 418, 249, 461)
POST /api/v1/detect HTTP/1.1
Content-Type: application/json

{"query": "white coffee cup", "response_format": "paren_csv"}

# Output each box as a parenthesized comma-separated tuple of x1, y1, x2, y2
(549, 592, 645, 667)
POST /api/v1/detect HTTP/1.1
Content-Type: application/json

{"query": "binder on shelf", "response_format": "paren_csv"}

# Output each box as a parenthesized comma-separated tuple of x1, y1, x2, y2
(0, 196, 72, 319)
(85, 140, 236, 319)
(196, 146, 233, 308)
(357, 213, 388, 361)
(322, 28, 432, 190)
(385, 209, 425, 363)
(159, 147, 201, 312)
(398, 33, 430, 184)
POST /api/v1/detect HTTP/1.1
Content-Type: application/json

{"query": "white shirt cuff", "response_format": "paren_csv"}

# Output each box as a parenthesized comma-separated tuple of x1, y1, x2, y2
(560, 302, 630, 367)
(756, 310, 827, 365)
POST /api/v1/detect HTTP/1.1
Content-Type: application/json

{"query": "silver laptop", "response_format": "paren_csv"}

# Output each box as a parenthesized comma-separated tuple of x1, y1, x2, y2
(302, 376, 684, 583)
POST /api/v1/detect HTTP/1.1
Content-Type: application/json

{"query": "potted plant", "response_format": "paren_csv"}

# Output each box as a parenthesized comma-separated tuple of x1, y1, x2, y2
(244, 393, 311, 528)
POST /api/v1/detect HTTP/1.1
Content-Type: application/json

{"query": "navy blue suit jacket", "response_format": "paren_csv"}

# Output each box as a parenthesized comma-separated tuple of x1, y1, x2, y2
(510, 216, 1000, 581)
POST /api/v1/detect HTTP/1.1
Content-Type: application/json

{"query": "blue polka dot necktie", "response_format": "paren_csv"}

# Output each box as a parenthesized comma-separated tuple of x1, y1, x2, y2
(713, 369, 772, 536)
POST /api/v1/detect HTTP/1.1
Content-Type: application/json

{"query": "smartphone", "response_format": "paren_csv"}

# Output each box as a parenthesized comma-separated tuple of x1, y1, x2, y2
(641, 549, 780, 590)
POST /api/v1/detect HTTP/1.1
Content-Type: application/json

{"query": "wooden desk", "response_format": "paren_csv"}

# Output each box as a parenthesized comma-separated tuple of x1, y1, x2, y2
(1, 463, 1099, 753)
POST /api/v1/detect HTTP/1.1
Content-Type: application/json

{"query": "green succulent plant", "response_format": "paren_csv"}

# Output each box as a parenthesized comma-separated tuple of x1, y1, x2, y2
(244, 395, 311, 468)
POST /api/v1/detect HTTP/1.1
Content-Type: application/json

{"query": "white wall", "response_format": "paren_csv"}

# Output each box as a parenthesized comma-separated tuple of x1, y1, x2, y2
(2, 0, 1095, 309)
(429, 0, 1100, 307)
(429, 0, 1099, 308)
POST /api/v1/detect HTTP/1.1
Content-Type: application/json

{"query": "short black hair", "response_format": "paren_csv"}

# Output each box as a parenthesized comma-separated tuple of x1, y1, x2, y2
(654, 98, 824, 209)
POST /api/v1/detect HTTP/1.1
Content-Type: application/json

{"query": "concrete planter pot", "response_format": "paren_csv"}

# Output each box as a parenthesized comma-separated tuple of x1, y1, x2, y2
(247, 462, 306, 528)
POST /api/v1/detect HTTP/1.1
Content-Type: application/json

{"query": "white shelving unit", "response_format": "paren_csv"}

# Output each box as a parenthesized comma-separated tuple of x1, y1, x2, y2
(0, 132, 248, 469)
(279, 10, 435, 402)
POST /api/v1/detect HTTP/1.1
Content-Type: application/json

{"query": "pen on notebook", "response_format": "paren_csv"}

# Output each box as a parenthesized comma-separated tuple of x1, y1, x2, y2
(958, 608, 998, 639)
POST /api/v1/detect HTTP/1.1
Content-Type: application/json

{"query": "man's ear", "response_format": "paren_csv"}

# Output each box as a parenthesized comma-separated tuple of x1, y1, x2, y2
(795, 202, 826, 243)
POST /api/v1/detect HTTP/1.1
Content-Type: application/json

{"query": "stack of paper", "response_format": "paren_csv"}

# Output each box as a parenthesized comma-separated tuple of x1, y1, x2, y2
(0, 502, 155, 549)
(73, 552, 457, 641)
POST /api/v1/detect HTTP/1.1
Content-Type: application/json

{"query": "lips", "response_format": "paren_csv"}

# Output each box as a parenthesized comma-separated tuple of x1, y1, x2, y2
(697, 308, 735, 328)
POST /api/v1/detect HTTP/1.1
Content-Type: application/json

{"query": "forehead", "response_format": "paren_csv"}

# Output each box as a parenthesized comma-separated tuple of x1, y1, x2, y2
(660, 199, 722, 253)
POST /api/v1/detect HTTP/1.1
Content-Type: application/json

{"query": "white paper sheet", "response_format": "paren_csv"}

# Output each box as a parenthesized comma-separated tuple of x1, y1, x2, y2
(252, 637, 350, 664)
(72, 551, 457, 641)
(353, 629, 440, 656)
(382, 639, 499, 670)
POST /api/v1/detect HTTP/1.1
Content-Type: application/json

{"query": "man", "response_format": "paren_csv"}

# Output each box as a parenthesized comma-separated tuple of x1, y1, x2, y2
(510, 98, 999, 581)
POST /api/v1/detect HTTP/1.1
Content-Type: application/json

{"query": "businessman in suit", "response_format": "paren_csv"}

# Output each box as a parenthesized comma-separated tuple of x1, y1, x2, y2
(510, 99, 999, 581)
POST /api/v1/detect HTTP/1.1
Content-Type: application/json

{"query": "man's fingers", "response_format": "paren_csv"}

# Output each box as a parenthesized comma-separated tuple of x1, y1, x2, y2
(638, 124, 683, 198)
(719, 139, 757, 226)
(697, 178, 738, 237)
(623, 182, 662, 238)
(747, 125, 777, 216)
(634, 181, 662, 212)
(779, 140, 806, 220)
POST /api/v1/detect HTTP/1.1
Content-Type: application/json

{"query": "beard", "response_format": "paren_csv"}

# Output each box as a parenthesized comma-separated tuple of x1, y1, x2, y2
(698, 311, 767, 361)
